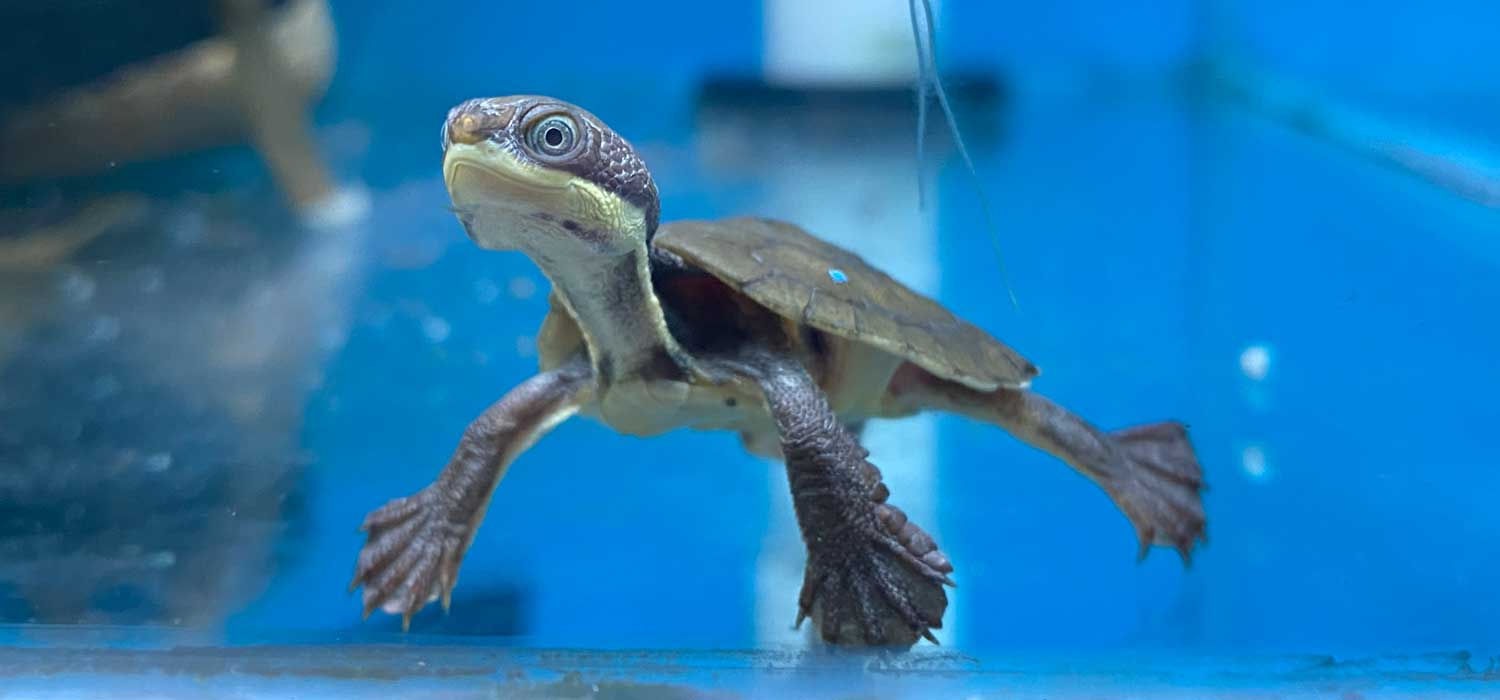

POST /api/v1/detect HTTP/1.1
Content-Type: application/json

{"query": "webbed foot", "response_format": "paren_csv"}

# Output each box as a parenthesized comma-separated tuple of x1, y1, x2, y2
(798, 495, 954, 648)
(731, 349, 956, 647)
(1107, 421, 1207, 562)
(349, 488, 469, 630)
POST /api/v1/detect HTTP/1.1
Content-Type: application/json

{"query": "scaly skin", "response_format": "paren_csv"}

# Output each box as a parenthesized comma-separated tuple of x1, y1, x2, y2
(350, 359, 593, 630)
(886, 363, 1206, 561)
(747, 353, 952, 646)
(348, 94, 1209, 647)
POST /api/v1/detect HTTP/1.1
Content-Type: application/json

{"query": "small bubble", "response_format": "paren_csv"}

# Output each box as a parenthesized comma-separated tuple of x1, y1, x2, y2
(90, 375, 122, 400)
(1241, 444, 1270, 482)
(134, 267, 164, 294)
(58, 270, 96, 304)
(107, 161, 117, 168)
(168, 209, 206, 247)
(148, 551, 177, 569)
(515, 335, 536, 357)
(422, 317, 451, 343)
(508, 276, 537, 299)
(86, 316, 121, 343)
(1239, 344, 1271, 381)
(474, 278, 500, 304)
(143, 452, 172, 473)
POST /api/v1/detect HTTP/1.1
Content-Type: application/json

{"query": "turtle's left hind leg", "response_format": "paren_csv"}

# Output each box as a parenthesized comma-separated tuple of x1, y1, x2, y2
(726, 352, 953, 648)
(887, 363, 1207, 562)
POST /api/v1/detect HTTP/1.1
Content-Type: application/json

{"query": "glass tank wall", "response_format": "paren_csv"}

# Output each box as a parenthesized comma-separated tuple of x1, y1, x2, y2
(0, 0, 1496, 697)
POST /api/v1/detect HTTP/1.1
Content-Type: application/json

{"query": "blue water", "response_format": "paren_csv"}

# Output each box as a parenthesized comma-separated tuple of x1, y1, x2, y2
(218, 91, 1499, 656)
(2, 0, 1498, 695)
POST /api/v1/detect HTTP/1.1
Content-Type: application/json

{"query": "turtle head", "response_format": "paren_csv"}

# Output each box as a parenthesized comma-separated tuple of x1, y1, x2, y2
(441, 95, 660, 259)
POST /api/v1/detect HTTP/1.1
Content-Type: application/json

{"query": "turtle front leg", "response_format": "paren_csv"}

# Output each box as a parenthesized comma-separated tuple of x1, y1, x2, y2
(350, 359, 593, 630)
(730, 352, 953, 648)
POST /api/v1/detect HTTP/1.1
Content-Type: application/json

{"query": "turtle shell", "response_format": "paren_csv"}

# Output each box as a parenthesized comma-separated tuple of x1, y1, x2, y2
(653, 216, 1038, 391)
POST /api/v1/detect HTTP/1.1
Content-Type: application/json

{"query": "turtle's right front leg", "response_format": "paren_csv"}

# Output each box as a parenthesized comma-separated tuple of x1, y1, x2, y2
(729, 352, 954, 648)
(350, 359, 593, 630)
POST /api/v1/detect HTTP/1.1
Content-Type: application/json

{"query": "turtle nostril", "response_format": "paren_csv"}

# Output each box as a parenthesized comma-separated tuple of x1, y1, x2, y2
(445, 113, 488, 146)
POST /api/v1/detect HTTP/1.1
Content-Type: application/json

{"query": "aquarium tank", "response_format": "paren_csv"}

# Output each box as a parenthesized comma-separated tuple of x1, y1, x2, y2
(1, 0, 1496, 697)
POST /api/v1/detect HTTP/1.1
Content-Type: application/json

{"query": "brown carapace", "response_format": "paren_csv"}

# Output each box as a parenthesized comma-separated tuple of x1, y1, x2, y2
(349, 95, 1207, 647)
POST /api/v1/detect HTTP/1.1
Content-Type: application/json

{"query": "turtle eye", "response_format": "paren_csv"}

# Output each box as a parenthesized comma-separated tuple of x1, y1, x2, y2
(528, 115, 578, 158)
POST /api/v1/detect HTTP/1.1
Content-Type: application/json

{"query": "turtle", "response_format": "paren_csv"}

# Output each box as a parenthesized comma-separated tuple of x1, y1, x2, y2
(349, 95, 1207, 647)
(0, 0, 336, 212)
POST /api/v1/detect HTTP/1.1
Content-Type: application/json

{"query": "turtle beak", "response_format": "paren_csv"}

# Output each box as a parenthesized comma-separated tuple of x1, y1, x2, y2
(440, 99, 567, 228)
(439, 97, 647, 257)
(442, 142, 571, 200)
(442, 141, 576, 250)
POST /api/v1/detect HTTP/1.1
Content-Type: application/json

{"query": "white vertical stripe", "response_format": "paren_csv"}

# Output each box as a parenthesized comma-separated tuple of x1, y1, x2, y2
(751, 0, 959, 651)
(763, 0, 927, 86)
(750, 157, 951, 647)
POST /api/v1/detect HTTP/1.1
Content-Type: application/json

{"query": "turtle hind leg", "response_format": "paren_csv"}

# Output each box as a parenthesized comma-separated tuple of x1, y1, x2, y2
(1108, 421, 1206, 561)
(727, 351, 952, 648)
(887, 364, 1207, 563)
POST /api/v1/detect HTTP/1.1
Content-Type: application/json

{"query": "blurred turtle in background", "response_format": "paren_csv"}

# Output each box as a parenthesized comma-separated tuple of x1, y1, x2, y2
(0, 0, 338, 214)
(0, 0, 357, 628)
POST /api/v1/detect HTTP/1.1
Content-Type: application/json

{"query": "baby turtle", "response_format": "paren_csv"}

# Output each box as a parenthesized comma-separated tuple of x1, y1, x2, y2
(351, 95, 1207, 647)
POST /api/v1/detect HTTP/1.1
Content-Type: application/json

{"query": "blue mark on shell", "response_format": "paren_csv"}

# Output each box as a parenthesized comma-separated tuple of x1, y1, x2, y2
(827, 268, 848, 284)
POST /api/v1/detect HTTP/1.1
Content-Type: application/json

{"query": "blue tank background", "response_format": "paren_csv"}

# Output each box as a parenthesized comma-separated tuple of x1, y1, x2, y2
(235, 0, 1500, 653)
(2, 0, 1496, 662)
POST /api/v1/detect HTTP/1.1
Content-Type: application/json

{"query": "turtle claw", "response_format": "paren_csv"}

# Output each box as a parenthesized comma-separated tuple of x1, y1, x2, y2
(1107, 422, 1207, 563)
(798, 505, 952, 648)
(350, 488, 468, 629)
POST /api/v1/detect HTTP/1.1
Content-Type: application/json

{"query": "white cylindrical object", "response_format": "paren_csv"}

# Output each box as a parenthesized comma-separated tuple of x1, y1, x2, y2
(750, 0, 950, 645)
(763, 0, 938, 86)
